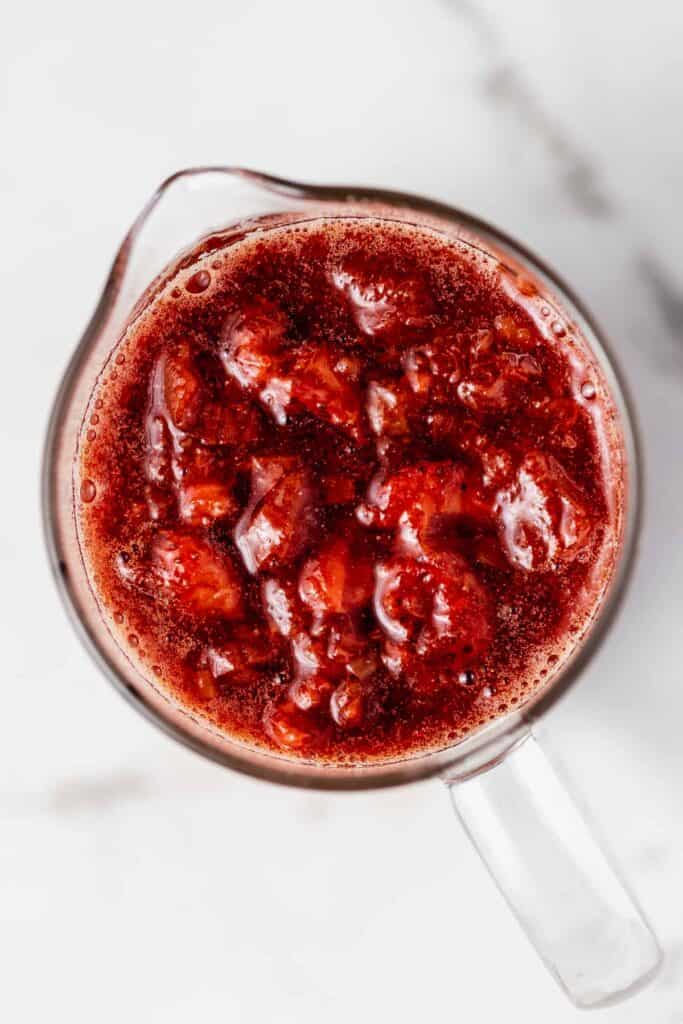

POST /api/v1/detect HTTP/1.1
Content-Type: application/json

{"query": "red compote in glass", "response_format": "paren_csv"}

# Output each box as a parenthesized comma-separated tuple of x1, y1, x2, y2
(77, 217, 624, 763)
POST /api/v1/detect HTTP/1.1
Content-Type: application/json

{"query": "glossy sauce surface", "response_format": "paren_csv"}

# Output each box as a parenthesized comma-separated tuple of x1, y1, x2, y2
(78, 217, 624, 762)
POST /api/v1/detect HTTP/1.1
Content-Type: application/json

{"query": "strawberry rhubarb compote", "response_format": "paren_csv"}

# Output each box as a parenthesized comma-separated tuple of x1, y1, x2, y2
(78, 216, 624, 762)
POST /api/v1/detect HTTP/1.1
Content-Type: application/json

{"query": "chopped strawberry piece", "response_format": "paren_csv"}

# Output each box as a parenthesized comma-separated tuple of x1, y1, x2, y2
(220, 299, 292, 424)
(262, 577, 300, 638)
(289, 674, 336, 712)
(220, 298, 288, 391)
(288, 625, 372, 720)
(150, 342, 262, 449)
(330, 678, 363, 728)
(356, 462, 490, 557)
(172, 443, 230, 492)
(457, 373, 508, 414)
(144, 346, 197, 489)
(414, 552, 493, 661)
(402, 345, 434, 396)
(234, 456, 313, 574)
(286, 630, 339, 712)
(299, 542, 345, 621)
(178, 480, 236, 526)
(326, 618, 379, 680)
(357, 462, 456, 531)
(288, 632, 340, 710)
(162, 341, 203, 431)
(380, 639, 410, 679)
(263, 701, 316, 751)
(258, 376, 292, 427)
(469, 328, 495, 360)
(194, 397, 262, 447)
(425, 409, 464, 448)
(530, 397, 581, 448)
(374, 557, 430, 644)
(150, 530, 244, 618)
(366, 380, 413, 437)
(499, 351, 542, 381)
(203, 629, 272, 685)
(471, 533, 510, 570)
(145, 482, 175, 522)
(479, 444, 515, 490)
(299, 536, 373, 625)
(291, 344, 364, 440)
(321, 474, 357, 505)
(374, 552, 493, 686)
(402, 332, 462, 399)
(194, 668, 218, 701)
(331, 261, 433, 337)
(493, 314, 534, 351)
(290, 631, 324, 679)
(144, 345, 259, 525)
(495, 452, 593, 571)
(435, 424, 515, 491)
(144, 413, 172, 488)
(458, 351, 543, 415)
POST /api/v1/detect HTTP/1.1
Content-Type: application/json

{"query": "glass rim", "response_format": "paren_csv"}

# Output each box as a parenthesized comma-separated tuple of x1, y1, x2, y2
(41, 167, 642, 790)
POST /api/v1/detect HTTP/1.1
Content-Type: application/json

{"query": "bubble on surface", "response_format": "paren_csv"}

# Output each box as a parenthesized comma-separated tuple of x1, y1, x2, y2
(186, 270, 211, 294)
(86, 429, 96, 442)
(80, 479, 96, 503)
(581, 381, 596, 400)
(551, 321, 566, 338)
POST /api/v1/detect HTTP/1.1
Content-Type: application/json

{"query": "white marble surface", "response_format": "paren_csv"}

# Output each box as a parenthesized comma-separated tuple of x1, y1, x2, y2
(3, 0, 683, 1019)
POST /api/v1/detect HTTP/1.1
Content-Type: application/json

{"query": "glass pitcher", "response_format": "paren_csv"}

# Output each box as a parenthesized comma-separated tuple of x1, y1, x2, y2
(42, 167, 662, 1008)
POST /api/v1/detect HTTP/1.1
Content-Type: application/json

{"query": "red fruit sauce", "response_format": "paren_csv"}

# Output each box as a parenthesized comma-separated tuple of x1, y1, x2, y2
(77, 217, 625, 763)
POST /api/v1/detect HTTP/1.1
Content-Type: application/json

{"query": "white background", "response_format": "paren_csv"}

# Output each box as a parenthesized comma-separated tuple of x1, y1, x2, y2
(3, 1, 683, 1020)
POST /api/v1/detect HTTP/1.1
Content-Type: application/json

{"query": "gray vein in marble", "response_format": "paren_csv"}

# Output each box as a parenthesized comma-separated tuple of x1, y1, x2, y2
(49, 772, 151, 814)
(631, 840, 675, 874)
(639, 254, 683, 343)
(440, 0, 614, 217)
(440, 0, 683, 369)
(655, 942, 683, 995)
